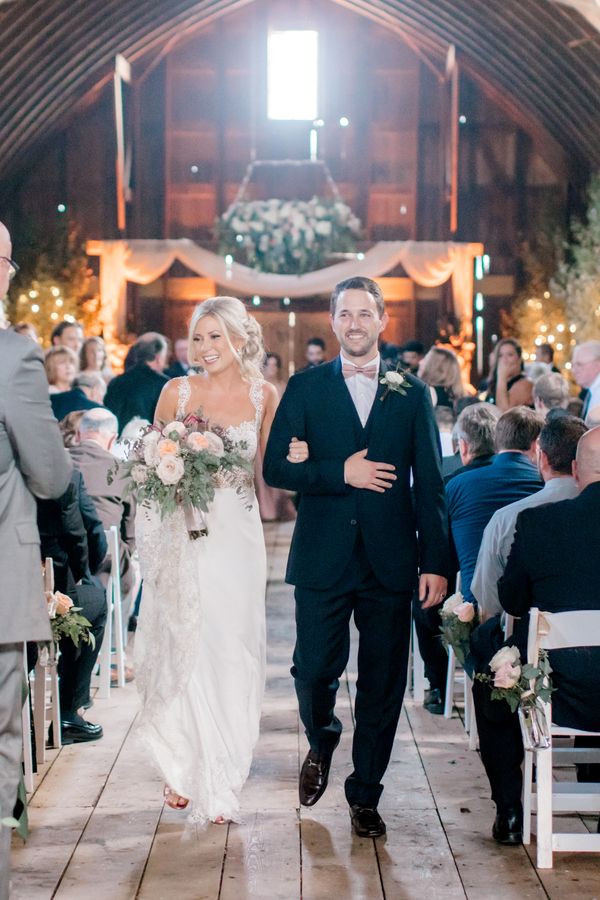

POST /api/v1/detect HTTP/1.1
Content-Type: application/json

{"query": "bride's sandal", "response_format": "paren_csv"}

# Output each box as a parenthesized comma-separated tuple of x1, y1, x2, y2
(163, 785, 189, 810)
(212, 815, 229, 825)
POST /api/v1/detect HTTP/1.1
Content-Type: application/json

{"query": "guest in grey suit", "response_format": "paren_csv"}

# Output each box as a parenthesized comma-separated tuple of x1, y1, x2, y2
(0, 220, 72, 900)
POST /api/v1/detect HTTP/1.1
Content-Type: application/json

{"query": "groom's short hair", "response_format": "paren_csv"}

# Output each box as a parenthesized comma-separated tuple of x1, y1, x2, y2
(330, 277, 385, 318)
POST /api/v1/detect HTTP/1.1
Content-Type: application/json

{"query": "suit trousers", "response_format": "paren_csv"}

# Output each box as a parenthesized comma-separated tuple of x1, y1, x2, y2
(59, 581, 107, 714)
(292, 535, 412, 808)
(0, 643, 24, 900)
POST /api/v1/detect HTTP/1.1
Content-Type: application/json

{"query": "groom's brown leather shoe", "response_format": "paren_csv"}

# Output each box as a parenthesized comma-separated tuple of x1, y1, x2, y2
(299, 748, 335, 807)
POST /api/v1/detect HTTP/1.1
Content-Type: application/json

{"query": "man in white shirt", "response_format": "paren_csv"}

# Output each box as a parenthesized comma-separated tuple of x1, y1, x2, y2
(471, 415, 587, 620)
(572, 341, 600, 426)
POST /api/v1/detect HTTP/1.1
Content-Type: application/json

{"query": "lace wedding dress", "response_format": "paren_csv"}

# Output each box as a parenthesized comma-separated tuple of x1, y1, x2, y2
(134, 377, 267, 824)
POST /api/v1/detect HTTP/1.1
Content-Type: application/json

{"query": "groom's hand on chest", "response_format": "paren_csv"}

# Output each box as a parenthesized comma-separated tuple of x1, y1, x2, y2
(344, 448, 396, 493)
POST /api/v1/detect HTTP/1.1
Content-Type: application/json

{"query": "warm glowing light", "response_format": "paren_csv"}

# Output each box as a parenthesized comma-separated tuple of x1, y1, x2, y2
(55, 298, 63, 308)
(51, 286, 60, 297)
(57, 203, 66, 213)
(556, 343, 563, 350)
(565, 361, 572, 370)
(569, 324, 577, 333)
(224, 254, 233, 266)
(547, 334, 555, 343)
(50, 312, 59, 321)
(252, 295, 261, 306)
(339, 116, 349, 127)
(28, 290, 38, 299)
(268, 31, 318, 120)
(282, 296, 291, 306)
(543, 291, 550, 299)
(459, 114, 467, 124)
(31, 304, 40, 313)
(534, 337, 543, 346)
(557, 323, 565, 332)
(356, 252, 365, 261)
(540, 324, 548, 333)
(475, 293, 484, 312)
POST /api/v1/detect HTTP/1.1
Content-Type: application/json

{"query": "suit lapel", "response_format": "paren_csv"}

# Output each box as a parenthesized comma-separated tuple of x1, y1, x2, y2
(327, 357, 364, 445)
(363, 363, 388, 442)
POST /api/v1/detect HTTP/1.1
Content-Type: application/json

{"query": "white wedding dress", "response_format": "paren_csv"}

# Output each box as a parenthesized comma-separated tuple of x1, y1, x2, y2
(134, 377, 267, 824)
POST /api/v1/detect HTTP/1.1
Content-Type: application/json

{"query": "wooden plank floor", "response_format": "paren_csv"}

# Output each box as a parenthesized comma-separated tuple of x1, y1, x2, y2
(11, 521, 600, 899)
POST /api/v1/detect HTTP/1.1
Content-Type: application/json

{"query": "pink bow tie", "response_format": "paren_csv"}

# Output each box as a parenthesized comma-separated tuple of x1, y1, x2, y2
(342, 362, 378, 380)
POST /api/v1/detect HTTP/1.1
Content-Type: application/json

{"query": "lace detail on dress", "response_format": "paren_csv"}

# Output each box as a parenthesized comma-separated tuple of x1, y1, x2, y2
(176, 376, 192, 420)
(250, 378, 264, 430)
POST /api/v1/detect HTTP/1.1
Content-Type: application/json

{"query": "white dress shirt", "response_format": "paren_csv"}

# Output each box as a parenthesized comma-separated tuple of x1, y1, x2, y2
(471, 475, 579, 620)
(340, 351, 380, 428)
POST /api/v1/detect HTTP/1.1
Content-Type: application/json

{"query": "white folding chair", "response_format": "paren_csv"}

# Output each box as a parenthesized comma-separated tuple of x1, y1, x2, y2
(91, 526, 125, 698)
(523, 607, 600, 868)
(21, 644, 34, 793)
(33, 558, 61, 763)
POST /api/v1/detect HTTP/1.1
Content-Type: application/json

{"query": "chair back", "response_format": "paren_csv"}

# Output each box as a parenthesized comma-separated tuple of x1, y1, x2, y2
(528, 607, 600, 668)
(43, 557, 54, 593)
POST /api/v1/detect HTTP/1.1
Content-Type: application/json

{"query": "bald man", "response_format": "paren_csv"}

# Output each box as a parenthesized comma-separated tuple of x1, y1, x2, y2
(472, 426, 600, 845)
(0, 221, 72, 898)
(572, 341, 600, 426)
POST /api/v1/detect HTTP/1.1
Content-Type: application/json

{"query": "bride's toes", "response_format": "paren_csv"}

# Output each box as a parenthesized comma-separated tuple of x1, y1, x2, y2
(163, 785, 189, 810)
(212, 815, 229, 825)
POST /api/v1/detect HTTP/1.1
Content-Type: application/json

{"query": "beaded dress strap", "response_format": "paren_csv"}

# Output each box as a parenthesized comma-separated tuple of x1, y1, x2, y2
(176, 376, 191, 420)
(250, 379, 264, 430)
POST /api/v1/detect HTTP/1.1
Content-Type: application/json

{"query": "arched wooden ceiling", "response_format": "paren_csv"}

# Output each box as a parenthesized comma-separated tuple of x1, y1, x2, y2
(0, 0, 599, 183)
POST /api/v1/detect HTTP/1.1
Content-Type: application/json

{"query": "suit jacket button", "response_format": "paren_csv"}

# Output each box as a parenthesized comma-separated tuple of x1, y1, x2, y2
(350, 519, 357, 525)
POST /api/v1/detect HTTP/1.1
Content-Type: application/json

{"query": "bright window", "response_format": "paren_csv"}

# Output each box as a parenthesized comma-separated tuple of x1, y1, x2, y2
(267, 30, 318, 121)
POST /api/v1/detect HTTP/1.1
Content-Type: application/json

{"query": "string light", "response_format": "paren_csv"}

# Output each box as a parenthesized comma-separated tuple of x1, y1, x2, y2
(31, 304, 40, 313)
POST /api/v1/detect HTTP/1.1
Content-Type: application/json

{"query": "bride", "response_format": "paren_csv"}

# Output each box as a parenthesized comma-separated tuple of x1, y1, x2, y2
(133, 296, 296, 825)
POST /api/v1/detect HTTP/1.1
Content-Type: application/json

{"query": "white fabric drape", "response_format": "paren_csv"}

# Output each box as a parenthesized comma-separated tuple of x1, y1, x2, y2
(87, 238, 483, 340)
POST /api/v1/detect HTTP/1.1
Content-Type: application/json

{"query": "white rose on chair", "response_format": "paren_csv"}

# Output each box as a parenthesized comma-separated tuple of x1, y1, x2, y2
(156, 455, 185, 485)
(490, 645, 521, 672)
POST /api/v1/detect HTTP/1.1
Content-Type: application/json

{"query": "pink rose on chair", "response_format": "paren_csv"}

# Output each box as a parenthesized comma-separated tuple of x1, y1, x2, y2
(454, 601, 475, 623)
(493, 662, 522, 689)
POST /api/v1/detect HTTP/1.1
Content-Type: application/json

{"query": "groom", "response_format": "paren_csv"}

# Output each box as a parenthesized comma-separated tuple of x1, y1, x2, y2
(264, 276, 449, 837)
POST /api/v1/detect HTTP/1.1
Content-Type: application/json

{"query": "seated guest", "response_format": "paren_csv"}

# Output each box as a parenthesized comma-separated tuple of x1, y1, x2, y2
(572, 340, 600, 426)
(37, 470, 108, 743)
(535, 341, 561, 373)
(50, 320, 84, 356)
(418, 346, 465, 409)
(445, 402, 500, 484)
(415, 402, 500, 713)
(484, 338, 533, 411)
(165, 337, 191, 379)
(105, 335, 168, 433)
(123, 331, 165, 371)
(59, 410, 85, 449)
(70, 408, 136, 598)
(532, 371, 570, 419)
(79, 335, 113, 383)
(473, 425, 600, 844)
(51, 372, 106, 420)
(471, 415, 586, 621)
(400, 340, 425, 375)
(435, 406, 461, 480)
(44, 345, 78, 394)
(446, 406, 543, 605)
(298, 337, 326, 372)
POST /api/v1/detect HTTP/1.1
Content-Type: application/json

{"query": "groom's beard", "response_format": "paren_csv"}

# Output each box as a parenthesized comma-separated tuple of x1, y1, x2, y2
(340, 332, 377, 359)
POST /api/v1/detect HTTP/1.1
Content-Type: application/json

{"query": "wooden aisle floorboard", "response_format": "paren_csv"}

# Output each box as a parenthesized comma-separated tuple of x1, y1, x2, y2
(11, 521, 600, 899)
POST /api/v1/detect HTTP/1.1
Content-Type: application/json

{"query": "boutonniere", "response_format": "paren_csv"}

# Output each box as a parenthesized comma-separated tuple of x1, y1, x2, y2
(380, 366, 413, 402)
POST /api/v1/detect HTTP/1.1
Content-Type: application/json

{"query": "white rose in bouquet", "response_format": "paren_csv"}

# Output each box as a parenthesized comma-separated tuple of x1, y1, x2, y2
(203, 431, 225, 458)
(454, 601, 476, 623)
(156, 455, 185, 485)
(143, 432, 161, 467)
(490, 645, 521, 672)
(163, 421, 186, 438)
(441, 591, 464, 615)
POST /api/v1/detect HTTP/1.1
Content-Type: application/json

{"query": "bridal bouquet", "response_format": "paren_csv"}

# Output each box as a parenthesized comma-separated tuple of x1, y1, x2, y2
(475, 646, 555, 749)
(115, 415, 253, 538)
(439, 592, 479, 666)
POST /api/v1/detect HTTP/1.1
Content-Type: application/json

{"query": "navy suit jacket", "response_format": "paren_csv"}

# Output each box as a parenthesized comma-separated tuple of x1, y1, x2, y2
(446, 452, 543, 603)
(51, 388, 103, 422)
(499, 482, 600, 731)
(263, 357, 449, 592)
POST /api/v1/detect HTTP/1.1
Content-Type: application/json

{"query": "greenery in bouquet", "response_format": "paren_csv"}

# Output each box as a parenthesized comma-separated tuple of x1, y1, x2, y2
(46, 590, 95, 650)
(475, 645, 554, 714)
(217, 196, 362, 275)
(439, 592, 479, 666)
(113, 415, 254, 530)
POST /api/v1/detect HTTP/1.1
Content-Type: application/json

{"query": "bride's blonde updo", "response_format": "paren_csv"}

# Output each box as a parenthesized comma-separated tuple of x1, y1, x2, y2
(188, 296, 264, 380)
